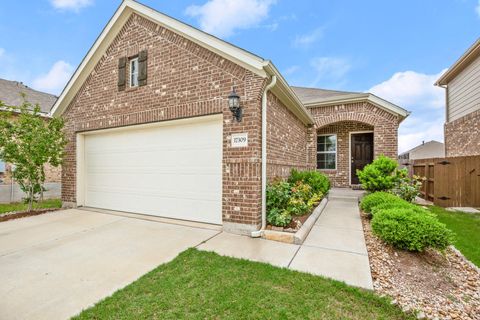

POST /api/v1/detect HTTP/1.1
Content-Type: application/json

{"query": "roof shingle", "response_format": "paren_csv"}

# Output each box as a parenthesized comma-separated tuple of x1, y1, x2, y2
(0, 78, 57, 114)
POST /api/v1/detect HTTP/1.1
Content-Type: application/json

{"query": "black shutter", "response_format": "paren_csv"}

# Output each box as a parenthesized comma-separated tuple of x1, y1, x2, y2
(138, 50, 148, 86)
(118, 57, 126, 91)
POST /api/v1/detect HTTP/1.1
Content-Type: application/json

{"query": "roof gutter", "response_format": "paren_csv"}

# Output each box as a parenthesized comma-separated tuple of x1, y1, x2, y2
(435, 38, 480, 86)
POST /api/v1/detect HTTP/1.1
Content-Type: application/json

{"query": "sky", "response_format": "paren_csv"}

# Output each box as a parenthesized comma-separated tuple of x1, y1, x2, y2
(0, 0, 479, 153)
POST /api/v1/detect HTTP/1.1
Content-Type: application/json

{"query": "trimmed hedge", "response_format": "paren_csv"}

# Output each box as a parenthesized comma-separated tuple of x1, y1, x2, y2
(371, 208, 454, 252)
(370, 201, 428, 217)
(359, 192, 406, 214)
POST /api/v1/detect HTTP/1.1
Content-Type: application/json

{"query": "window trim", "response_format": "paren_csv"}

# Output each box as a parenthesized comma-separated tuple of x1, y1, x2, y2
(130, 57, 139, 88)
(317, 133, 337, 170)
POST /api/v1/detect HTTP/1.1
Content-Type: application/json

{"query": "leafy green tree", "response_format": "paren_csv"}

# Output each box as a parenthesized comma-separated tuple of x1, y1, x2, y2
(0, 97, 66, 211)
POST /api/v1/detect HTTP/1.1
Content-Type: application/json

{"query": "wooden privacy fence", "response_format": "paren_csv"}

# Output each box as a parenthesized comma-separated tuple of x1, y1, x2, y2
(408, 155, 480, 207)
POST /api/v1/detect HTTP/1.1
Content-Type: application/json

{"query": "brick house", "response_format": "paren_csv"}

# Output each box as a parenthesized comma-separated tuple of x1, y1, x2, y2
(0, 78, 61, 186)
(51, 0, 408, 235)
(435, 38, 480, 157)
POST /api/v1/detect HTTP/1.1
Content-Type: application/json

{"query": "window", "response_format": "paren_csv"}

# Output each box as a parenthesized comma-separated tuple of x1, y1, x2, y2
(130, 57, 139, 87)
(317, 134, 337, 170)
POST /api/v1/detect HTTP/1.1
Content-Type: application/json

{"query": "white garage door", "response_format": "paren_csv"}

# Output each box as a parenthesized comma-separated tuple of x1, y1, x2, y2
(82, 115, 223, 224)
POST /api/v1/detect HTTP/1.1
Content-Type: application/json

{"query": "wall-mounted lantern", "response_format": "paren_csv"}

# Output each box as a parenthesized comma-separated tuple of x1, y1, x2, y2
(228, 87, 242, 122)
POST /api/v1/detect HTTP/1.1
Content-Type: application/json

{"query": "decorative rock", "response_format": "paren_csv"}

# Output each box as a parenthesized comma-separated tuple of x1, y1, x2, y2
(361, 213, 480, 320)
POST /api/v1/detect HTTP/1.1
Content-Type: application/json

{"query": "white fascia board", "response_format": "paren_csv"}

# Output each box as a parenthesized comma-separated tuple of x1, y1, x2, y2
(51, 2, 131, 117)
(263, 61, 314, 125)
(367, 94, 410, 118)
(51, 0, 268, 117)
(128, 1, 267, 76)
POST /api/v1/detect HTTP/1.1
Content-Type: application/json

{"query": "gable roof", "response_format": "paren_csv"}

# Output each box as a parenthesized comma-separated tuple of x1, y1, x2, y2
(0, 78, 56, 114)
(435, 38, 480, 86)
(50, 0, 314, 125)
(291, 86, 366, 105)
(398, 140, 444, 157)
(291, 86, 410, 120)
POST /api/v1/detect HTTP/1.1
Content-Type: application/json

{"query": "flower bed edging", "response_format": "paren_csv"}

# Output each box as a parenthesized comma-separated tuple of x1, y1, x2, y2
(263, 197, 328, 244)
(0, 208, 60, 222)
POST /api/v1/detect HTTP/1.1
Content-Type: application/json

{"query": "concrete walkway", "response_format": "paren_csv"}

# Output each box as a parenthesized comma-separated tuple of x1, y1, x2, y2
(199, 188, 373, 289)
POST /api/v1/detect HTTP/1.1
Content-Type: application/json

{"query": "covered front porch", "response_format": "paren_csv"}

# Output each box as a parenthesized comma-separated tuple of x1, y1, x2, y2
(316, 121, 375, 187)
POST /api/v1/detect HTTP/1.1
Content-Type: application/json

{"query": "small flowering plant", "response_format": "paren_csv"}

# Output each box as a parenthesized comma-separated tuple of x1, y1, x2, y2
(393, 169, 425, 202)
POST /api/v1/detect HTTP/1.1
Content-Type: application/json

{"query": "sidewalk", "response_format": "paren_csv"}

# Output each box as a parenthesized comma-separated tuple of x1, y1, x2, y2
(198, 188, 373, 289)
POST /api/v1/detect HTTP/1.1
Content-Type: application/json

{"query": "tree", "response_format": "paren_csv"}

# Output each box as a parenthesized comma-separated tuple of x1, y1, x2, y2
(0, 97, 66, 211)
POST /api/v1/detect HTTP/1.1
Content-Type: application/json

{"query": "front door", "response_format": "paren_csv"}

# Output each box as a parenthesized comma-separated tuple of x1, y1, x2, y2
(351, 132, 374, 185)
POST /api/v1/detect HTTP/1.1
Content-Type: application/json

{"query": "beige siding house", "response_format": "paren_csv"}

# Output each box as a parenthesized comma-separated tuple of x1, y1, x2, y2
(436, 38, 480, 156)
(398, 140, 445, 166)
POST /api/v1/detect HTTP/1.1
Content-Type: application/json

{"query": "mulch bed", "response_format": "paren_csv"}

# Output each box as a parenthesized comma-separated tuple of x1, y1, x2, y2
(0, 209, 60, 222)
(361, 213, 480, 319)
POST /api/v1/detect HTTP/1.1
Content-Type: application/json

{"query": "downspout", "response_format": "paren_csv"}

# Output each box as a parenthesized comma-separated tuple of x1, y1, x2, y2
(251, 75, 277, 238)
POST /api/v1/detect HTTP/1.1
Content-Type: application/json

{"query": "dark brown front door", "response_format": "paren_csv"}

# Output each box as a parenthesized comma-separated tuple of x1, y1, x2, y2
(351, 132, 374, 185)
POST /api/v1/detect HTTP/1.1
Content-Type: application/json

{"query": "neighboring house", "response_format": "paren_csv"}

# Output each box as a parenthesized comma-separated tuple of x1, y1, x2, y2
(436, 38, 480, 157)
(51, 0, 409, 235)
(0, 78, 61, 186)
(398, 140, 445, 165)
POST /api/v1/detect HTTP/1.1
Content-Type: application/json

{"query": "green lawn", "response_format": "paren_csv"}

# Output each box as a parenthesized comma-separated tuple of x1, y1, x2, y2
(0, 198, 62, 215)
(428, 205, 480, 267)
(73, 249, 413, 320)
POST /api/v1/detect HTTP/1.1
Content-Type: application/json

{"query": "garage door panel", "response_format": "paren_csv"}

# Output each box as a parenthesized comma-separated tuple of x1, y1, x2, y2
(85, 173, 222, 194)
(82, 116, 223, 224)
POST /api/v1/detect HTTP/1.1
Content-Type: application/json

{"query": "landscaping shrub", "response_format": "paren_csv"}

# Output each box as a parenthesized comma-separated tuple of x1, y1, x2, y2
(287, 182, 313, 216)
(370, 201, 428, 217)
(371, 208, 454, 252)
(266, 180, 291, 211)
(357, 156, 399, 192)
(360, 192, 406, 214)
(392, 169, 424, 202)
(267, 208, 292, 227)
(266, 177, 325, 227)
(288, 169, 330, 195)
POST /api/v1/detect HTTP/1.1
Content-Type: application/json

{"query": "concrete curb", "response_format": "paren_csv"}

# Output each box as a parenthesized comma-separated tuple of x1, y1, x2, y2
(263, 197, 329, 245)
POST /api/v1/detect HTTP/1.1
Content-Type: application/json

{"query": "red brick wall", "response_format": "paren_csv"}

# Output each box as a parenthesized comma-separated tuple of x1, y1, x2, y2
(61, 13, 268, 230)
(266, 92, 315, 180)
(309, 102, 400, 187)
(445, 110, 480, 156)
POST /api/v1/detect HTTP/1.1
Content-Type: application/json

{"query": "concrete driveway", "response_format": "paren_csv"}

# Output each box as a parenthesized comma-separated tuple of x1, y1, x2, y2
(0, 209, 220, 320)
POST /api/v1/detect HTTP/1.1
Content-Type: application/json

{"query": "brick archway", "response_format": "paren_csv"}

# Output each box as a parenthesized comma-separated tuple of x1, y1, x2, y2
(309, 102, 400, 187)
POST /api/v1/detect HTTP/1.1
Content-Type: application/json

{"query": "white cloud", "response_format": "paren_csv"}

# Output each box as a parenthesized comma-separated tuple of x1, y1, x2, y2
(369, 70, 448, 153)
(476, 0, 480, 17)
(283, 65, 300, 76)
(309, 57, 351, 87)
(398, 116, 444, 153)
(369, 70, 446, 109)
(185, 0, 277, 38)
(50, 0, 93, 11)
(32, 60, 74, 95)
(293, 28, 323, 47)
